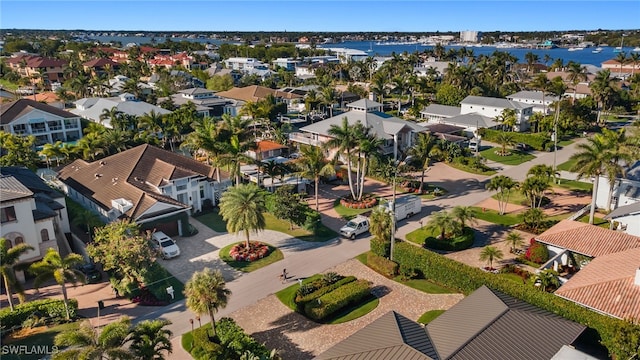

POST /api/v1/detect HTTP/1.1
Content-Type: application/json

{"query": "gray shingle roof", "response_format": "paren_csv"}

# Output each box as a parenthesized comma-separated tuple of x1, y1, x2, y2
(443, 113, 498, 128)
(604, 202, 640, 219)
(462, 95, 530, 110)
(0, 175, 34, 202)
(420, 104, 461, 117)
(71, 97, 170, 124)
(507, 90, 558, 103)
(346, 98, 383, 111)
(300, 110, 423, 139)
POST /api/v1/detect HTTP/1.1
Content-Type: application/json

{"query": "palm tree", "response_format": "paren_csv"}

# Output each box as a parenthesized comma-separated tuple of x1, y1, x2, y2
(599, 129, 635, 210)
(293, 145, 335, 211)
(71, 208, 102, 239)
(426, 210, 460, 240)
(529, 73, 551, 114)
(99, 106, 123, 128)
(180, 117, 226, 183)
(451, 206, 477, 229)
(319, 86, 338, 118)
(479, 246, 503, 270)
(40, 141, 64, 167)
(129, 319, 173, 360)
(184, 268, 231, 336)
(408, 132, 440, 194)
(0, 238, 34, 311)
(629, 52, 640, 76)
(566, 61, 587, 103)
(218, 183, 266, 248)
(506, 232, 524, 253)
(29, 248, 86, 320)
(569, 135, 611, 224)
(354, 128, 383, 200)
(615, 52, 628, 78)
(326, 117, 359, 201)
(370, 205, 392, 245)
(495, 108, 517, 132)
(590, 70, 618, 124)
(522, 207, 546, 233)
(53, 318, 134, 360)
(521, 176, 551, 208)
(485, 175, 519, 215)
(494, 131, 515, 155)
(534, 269, 560, 292)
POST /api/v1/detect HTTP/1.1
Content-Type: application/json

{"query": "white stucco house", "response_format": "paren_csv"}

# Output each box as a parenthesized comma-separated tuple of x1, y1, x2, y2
(71, 93, 171, 128)
(507, 90, 559, 115)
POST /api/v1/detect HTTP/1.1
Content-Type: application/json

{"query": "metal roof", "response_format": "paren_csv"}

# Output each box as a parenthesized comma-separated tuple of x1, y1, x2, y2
(461, 95, 531, 110)
(420, 104, 461, 118)
(604, 201, 640, 219)
(300, 109, 423, 139)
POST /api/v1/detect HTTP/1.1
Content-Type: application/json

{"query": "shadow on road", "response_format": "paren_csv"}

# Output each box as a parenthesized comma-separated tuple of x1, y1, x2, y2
(251, 312, 319, 360)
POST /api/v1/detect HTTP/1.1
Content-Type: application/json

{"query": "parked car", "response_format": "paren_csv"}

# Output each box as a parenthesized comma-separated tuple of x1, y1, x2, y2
(339, 216, 370, 240)
(468, 137, 481, 152)
(151, 231, 181, 259)
(77, 262, 102, 284)
(516, 143, 531, 151)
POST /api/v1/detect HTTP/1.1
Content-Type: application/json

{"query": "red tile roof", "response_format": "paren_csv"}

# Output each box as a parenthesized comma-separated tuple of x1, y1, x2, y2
(556, 247, 640, 321)
(256, 140, 287, 152)
(6, 55, 67, 68)
(83, 58, 119, 68)
(535, 220, 640, 257)
(216, 85, 302, 103)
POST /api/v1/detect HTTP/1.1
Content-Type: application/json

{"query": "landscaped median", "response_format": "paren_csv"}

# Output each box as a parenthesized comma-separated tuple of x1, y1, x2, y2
(479, 146, 535, 166)
(275, 272, 378, 324)
(219, 241, 283, 272)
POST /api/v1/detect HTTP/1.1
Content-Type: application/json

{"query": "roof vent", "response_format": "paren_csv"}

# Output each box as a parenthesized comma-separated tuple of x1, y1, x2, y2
(635, 268, 640, 286)
(112, 177, 118, 182)
(100, 160, 106, 166)
(94, 173, 102, 179)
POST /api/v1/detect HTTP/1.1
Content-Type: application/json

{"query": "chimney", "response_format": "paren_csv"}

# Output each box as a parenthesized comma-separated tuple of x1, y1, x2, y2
(635, 268, 640, 286)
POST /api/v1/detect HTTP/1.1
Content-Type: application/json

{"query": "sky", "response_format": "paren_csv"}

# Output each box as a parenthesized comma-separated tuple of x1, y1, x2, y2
(1, 1, 639, 33)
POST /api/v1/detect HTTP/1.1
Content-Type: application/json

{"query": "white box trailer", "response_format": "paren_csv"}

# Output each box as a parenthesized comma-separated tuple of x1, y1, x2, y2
(383, 195, 422, 221)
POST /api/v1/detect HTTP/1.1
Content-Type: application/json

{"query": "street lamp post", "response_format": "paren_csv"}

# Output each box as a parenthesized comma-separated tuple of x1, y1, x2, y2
(552, 101, 560, 183)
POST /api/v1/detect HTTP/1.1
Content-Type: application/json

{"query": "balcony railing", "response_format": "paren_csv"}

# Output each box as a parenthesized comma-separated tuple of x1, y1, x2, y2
(289, 132, 324, 147)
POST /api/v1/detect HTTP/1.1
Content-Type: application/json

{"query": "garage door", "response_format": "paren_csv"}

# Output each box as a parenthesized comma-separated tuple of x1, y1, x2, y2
(153, 220, 179, 237)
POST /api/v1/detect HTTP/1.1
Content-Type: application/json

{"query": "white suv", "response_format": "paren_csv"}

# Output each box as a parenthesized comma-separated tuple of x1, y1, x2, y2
(151, 231, 180, 259)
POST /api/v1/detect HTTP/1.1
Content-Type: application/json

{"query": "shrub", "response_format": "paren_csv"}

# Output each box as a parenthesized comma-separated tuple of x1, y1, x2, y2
(303, 210, 321, 232)
(0, 299, 78, 331)
(295, 276, 356, 311)
(216, 318, 271, 358)
(370, 236, 390, 257)
(399, 264, 418, 281)
(423, 227, 474, 251)
(189, 326, 222, 360)
(322, 272, 341, 285)
(525, 242, 549, 264)
(366, 252, 398, 277)
(304, 280, 371, 321)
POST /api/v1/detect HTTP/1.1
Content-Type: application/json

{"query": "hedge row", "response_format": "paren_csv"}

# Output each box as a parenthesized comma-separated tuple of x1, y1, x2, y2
(295, 276, 356, 310)
(304, 280, 371, 321)
(423, 227, 475, 251)
(0, 299, 78, 330)
(188, 318, 272, 360)
(478, 128, 551, 150)
(370, 237, 390, 258)
(367, 252, 398, 277)
(393, 241, 640, 359)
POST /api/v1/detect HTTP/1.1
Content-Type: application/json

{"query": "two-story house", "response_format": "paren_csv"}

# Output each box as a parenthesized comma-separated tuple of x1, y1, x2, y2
(1, 167, 71, 282)
(0, 99, 83, 146)
(159, 88, 230, 117)
(6, 54, 68, 90)
(290, 99, 424, 161)
(57, 144, 231, 236)
(71, 93, 171, 127)
(507, 90, 559, 114)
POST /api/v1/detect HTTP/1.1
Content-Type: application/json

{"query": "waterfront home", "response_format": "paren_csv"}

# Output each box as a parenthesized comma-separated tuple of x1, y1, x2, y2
(506, 90, 559, 114)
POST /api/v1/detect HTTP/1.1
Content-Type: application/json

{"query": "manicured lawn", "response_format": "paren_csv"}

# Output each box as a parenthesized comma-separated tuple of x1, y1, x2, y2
(2, 322, 79, 360)
(394, 277, 456, 294)
(446, 161, 496, 175)
(554, 179, 593, 193)
(499, 273, 528, 284)
(219, 242, 284, 272)
(417, 310, 445, 324)
(405, 226, 437, 246)
(491, 189, 528, 207)
(197, 210, 337, 242)
(333, 198, 377, 220)
(355, 252, 369, 265)
(577, 214, 609, 228)
(556, 159, 577, 172)
(275, 274, 322, 311)
(470, 206, 522, 226)
(557, 139, 574, 147)
(480, 147, 535, 166)
(0, 79, 19, 91)
(326, 295, 379, 324)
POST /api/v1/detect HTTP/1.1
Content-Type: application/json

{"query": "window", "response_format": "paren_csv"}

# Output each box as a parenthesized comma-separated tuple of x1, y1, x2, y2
(1, 206, 17, 223)
(3, 239, 12, 249)
(176, 184, 187, 191)
(14, 237, 24, 245)
(41, 229, 50, 242)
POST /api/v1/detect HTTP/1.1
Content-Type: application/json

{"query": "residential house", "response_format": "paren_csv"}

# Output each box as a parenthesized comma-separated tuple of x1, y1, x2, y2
(534, 220, 640, 284)
(418, 123, 468, 144)
(545, 71, 596, 100)
(0, 99, 83, 146)
(1, 167, 71, 282)
(107, 75, 154, 97)
(506, 90, 559, 114)
(158, 88, 230, 117)
(246, 140, 288, 161)
(290, 99, 424, 161)
(272, 58, 300, 71)
(6, 54, 68, 89)
(224, 57, 268, 71)
(604, 202, 640, 236)
(82, 58, 120, 77)
(420, 104, 461, 122)
(215, 85, 303, 116)
(316, 285, 593, 360)
(71, 93, 171, 128)
(57, 144, 231, 236)
(601, 59, 640, 78)
(595, 162, 640, 212)
(148, 52, 199, 70)
(294, 63, 323, 80)
(555, 247, 640, 322)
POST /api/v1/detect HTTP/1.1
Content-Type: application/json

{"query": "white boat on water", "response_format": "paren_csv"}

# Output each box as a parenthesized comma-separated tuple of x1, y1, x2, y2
(613, 47, 623, 53)
(568, 47, 584, 51)
(592, 47, 603, 53)
(633, 47, 640, 52)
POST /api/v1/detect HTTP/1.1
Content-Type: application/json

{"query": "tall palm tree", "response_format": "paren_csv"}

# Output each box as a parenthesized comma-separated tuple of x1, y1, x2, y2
(495, 108, 517, 132)
(590, 70, 618, 124)
(319, 86, 338, 118)
(524, 52, 539, 74)
(0, 238, 34, 311)
(426, 210, 460, 240)
(53, 318, 133, 360)
(181, 117, 226, 183)
(99, 106, 123, 128)
(326, 117, 359, 200)
(615, 52, 628, 78)
(354, 128, 383, 200)
(479, 246, 503, 270)
(40, 141, 64, 167)
(569, 135, 610, 224)
(408, 132, 440, 194)
(629, 52, 640, 76)
(521, 176, 551, 208)
(218, 183, 266, 248)
(451, 206, 477, 229)
(599, 128, 635, 210)
(129, 319, 173, 360)
(29, 248, 86, 320)
(566, 61, 587, 103)
(293, 145, 335, 211)
(486, 175, 519, 215)
(529, 73, 551, 114)
(494, 131, 515, 155)
(184, 268, 231, 336)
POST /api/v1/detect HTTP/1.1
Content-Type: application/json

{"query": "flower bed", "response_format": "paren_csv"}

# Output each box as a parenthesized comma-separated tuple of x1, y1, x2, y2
(229, 241, 270, 262)
(340, 196, 377, 209)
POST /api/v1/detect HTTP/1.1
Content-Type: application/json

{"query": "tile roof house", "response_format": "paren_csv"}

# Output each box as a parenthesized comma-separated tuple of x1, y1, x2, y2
(1, 167, 71, 282)
(82, 58, 120, 77)
(555, 247, 640, 322)
(0, 99, 83, 146)
(316, 286, 590, 360)
(246, 140, 288, 161)
(71, 93, 171, 128)
(6, 54, 68, 89)
(57, 144, 231, 236)
(215, 85, 303, 116)
(290, 99, 424, 161)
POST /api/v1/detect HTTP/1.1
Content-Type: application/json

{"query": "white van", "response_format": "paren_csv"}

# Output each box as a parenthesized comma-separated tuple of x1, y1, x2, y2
(339, 216, 370, 239)
(469, 137, 481, 152)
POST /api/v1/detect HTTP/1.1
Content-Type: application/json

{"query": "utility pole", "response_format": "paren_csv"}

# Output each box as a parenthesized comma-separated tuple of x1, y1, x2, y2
(390, 172, 397, 261)
(552, 101, 560, 183)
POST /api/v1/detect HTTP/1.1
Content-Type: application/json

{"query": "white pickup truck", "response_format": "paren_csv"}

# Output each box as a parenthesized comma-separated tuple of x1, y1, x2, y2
(339, 216, 370, 239)
(382, 195, 422, 221)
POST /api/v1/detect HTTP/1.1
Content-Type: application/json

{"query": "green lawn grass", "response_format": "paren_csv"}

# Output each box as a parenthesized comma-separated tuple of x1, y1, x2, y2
(554, 179, 593, 193)
(0, 79, 20, 91)
(470, 206, 522, 226)
(499, 273, 528, 284)
(417, 310, 445, 324)
(446, 161, 497, 175)
(2, 322, 79, 360)
(480, 147, 536, 166)
(557, 139, 574, 147)
(193, 211, 227, 232)
(333, 198, 377, 220)
(326, 295, 379, 324)
(275, 274, 322, 311)
(142, 262, 185, 302)
(556, 159, 577, 172)
(219, 242, 284, 272)
(355, 252, 369, 265)
(405, 226, 438, 246)
(576, 214, 609, 228)
(394, 277, 456, 294)
(491, 189, 529, 207)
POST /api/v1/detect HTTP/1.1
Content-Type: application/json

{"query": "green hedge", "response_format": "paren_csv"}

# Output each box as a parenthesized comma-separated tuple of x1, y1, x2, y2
(295, 276, 356, 311)
(423, 227, 475, 251)
(304, 280, 371, 321)
(367, 252, 398, 277)
(478, 128, 551, 151)
(187, 318, 271, 360)
(393, 241, 640, 359)
(189, 326, 222, 360)
(370, 237, 390, 257)
(0, 299, 78, 331)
